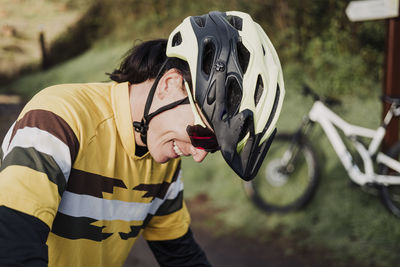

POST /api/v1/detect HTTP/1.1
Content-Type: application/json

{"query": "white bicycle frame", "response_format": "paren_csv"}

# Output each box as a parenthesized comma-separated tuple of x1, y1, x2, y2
(308, 101, 400, 185)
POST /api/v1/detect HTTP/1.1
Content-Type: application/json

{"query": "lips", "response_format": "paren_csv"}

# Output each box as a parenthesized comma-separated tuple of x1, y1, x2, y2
(173, 140, 183, 156)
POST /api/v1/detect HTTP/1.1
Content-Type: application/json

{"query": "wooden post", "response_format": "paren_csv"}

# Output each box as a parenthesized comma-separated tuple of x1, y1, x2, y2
(382, 5, 400, 151)
(39, 31, 49, 70)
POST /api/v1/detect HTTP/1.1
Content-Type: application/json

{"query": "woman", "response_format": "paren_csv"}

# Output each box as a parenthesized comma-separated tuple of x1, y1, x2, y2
(0, 11, 284, 267)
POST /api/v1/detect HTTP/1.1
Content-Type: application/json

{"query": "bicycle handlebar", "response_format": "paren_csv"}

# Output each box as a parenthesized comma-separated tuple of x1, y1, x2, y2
(302, 84, 320, 101)
(302, 84, 342, 107)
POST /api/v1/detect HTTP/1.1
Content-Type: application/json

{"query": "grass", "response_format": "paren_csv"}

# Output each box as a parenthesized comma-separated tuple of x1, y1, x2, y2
(0, 41, 132, 98)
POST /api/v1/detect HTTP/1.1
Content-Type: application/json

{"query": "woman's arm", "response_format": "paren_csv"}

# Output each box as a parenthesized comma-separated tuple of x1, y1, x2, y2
(0, 206, 49, 267)
(147, 228, 211, 267)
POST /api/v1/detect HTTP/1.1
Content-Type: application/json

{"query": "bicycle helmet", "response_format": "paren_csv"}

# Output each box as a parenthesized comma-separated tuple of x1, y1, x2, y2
(166, 11, 285, 181)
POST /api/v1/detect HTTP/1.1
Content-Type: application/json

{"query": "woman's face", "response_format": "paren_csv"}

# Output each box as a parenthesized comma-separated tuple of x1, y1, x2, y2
(146, 70, 209, 163)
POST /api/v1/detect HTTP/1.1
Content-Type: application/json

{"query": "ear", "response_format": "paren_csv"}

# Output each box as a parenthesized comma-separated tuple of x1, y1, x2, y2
(156, 69, 184, 100)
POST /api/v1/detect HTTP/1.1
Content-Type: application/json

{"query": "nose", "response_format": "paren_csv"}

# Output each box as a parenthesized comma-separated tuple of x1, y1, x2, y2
(190, 146, 209, 162)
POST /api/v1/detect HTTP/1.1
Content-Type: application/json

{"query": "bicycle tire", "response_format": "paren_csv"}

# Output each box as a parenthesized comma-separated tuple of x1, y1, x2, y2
(379, 142, 400, 218)
(243, 133, 319, 213)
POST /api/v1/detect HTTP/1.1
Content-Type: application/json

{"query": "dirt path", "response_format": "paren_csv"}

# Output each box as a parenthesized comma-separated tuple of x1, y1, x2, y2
(124, 195, 339, 267)
(0, 103, 344, 267)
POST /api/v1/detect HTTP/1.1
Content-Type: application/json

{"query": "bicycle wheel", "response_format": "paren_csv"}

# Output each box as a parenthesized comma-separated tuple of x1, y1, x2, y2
(243, 133, 319, 213)
(379, 142, 400, 218)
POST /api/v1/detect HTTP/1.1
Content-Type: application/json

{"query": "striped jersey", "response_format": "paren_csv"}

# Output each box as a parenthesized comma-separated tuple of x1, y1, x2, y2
(0, 82, 190, 267)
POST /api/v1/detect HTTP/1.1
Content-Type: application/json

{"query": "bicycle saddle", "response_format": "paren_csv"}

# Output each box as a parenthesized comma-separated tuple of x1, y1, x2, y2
(381, 95, 400, 105)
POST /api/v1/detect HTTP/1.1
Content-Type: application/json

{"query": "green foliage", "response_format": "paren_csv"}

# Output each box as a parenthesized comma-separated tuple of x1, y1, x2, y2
(298, 9, 385, 97)
(250, 0, 385, 98)
(302, 39, 381, 97)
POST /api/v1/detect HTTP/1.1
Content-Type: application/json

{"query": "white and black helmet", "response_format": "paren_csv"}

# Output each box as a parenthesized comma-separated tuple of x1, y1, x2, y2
(167, 11, 285, 180)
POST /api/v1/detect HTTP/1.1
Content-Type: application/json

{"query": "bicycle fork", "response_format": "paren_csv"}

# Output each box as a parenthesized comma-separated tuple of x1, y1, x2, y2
(279, 116, 314, 174)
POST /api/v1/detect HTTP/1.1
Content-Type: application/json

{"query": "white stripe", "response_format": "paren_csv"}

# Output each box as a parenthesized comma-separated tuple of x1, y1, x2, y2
(149, 170, 183, 214)
(58, 174, 184, 221)
(5, 127, 71, 181)
(1, 121, 16, 160)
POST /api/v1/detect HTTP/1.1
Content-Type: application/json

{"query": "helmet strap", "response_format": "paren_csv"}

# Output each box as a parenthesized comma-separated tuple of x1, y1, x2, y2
(133, 59, 190, 145)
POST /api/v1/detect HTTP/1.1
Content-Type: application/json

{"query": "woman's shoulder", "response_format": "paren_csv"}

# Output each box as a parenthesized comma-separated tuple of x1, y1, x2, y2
(19, 82, 116, 138)
(26, 82, 113, 115)
(37, 82, 112, 105)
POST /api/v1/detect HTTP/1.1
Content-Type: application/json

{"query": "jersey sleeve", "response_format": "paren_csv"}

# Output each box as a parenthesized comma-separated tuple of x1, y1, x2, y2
(0, 206, 50, 267)
(147, 228, 211, 267)
(142, 167, 191, 241)
(0, 106, 80, 228)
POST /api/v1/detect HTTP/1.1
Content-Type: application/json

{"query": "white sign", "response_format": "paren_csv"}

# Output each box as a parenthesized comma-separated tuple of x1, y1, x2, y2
(346, 0, 399, 21)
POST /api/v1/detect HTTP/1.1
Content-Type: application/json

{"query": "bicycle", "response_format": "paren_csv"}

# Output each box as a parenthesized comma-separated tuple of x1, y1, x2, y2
(243, 84, 400, 217)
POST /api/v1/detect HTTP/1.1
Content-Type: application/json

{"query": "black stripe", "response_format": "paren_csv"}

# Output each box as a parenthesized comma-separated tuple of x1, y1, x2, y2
(0, 147, 66, 196)
(52, 212, 152, 241)
(119, 213, 153, 240)
(0, 146, 3, 166)
(265, 85, 280, 130)
(171, 161, 181, 183)
(118, 192, 184, 240)
(67, 168, 127, 198)
(119, 225, 142, 240)
(133, 162, 181, 199)
(155, 190, 184, 216)
(51, 212, 112, 242)
(134, 181, 172, 199)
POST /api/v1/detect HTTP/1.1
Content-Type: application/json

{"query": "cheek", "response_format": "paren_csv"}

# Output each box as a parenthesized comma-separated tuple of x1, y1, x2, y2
(149, 106, 193, 139)
(146, 105, 194, 161)
(146, 118, 165, 150)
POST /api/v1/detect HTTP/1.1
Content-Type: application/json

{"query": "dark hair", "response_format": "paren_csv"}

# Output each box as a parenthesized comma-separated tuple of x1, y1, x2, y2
(108, 39, 192, 89)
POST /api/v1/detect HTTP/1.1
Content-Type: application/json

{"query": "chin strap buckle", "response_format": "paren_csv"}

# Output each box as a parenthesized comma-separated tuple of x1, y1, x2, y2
(133, 120, 147, 134)
(133, 120, 148, 145)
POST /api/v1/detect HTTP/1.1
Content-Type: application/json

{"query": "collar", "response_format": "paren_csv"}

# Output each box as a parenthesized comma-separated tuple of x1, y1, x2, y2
(111, 81, 145, 158)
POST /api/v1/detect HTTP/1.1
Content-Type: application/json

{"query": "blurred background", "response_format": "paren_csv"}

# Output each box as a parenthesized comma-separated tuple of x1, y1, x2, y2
(0, 0, 398, 266)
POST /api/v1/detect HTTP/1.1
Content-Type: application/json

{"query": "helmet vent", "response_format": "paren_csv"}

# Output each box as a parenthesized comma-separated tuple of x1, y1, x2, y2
(254, 75, 264, 106)
(226, 15, 243, 31)
(237, 42, 250, 74)
(238, 117, 251, 143)
(262, 45, 266, 56)
(172, 32, 182, 47)
(265, 84, 281, 129)
(201, 40, 215, 77)
(193, 15, 207, 27)
(226, 76, 242, 118)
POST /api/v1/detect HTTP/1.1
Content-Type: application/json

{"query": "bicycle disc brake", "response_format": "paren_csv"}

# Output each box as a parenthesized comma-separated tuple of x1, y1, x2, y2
(265, 159, 290, 187)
